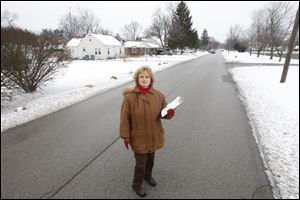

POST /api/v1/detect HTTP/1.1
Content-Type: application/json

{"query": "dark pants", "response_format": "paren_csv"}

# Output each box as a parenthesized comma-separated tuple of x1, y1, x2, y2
(132, 152, 155, 189)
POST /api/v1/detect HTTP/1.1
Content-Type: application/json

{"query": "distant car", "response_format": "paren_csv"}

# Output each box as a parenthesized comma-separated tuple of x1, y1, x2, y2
(83, 55, 90, 60)
(159, 51, 173, 56)
(209, 49, 216, 54)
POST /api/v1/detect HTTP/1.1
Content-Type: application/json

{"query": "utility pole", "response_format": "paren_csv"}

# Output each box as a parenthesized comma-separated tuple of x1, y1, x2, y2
(280, 6, 299, 83)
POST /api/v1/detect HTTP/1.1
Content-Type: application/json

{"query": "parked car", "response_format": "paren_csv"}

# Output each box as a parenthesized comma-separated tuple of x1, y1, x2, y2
(83, 55, 90, 60)
(209, 49, 216, 54)
(159, 50, 173, 56)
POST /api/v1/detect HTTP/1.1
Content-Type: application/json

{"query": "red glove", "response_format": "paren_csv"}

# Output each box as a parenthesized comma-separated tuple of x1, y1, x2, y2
(167, 108, 175, 118)
(124, 140, 131, 149)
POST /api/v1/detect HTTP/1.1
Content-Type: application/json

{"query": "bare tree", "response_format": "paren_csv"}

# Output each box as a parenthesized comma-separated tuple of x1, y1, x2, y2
(274, 19, 294, 62)
(1, 27, 68, 93)
(40, 28, 65, 45)
(164, 2, 176, 44)
(59, 9, 80, 42)
(99, 28, 113, 36)
(246, 24, 256, 56)
(143, 27, 153, 38)
(250, 8, 270, 57)
(77, 7, 101, 36)
(225, 24, 243, 50)
(266, 2, 295, 59)
(121, 21, 142, 41)
(208, 37, 219, 50)
(166, 2, 177, 17)
(149, 8, 172, 53)
(59, 7, 101, 42)
(143, 2, 175, 51)
(1, 9, 18, 27)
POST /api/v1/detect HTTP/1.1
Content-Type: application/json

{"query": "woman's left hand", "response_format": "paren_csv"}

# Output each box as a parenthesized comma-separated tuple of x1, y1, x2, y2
(167, 108, 175, 118)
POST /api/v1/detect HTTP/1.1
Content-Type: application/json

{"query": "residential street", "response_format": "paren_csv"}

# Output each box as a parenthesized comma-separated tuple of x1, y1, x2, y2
(1, 53, 274, 199)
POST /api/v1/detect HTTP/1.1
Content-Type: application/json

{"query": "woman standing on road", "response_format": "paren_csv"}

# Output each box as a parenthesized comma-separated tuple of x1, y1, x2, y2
(119, 65, 175, 197)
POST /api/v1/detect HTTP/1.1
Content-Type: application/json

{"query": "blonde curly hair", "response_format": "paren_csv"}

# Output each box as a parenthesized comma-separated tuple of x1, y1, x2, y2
(133, 65, 155, 86)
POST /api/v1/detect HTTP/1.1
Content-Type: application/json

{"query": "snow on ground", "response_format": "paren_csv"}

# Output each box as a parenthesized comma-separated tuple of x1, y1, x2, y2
(223, 51, 299, 199)
(222, 50, 299, 64)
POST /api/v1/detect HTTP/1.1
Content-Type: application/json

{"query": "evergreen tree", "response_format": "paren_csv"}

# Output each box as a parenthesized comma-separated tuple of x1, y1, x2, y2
(190, 29, 200, 49)
(168, 21, 185, 50)
(200, 29, 209, 49)
(168, 1, 198, 50)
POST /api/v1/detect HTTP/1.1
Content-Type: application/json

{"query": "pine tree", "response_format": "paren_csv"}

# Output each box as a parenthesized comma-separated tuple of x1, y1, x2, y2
(190, 29, 200, 49)
(168, 21, 185, 50)
(168, 1, 198, 50)
(200, 29, 209, 49)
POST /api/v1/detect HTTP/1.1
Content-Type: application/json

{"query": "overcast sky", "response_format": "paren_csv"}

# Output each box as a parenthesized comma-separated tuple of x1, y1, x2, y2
(1, 1, 298, 43)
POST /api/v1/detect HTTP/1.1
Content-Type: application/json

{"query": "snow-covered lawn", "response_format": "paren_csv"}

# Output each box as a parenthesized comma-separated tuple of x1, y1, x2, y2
(222, 50, 299, 64)
(224, 51, 299, 199)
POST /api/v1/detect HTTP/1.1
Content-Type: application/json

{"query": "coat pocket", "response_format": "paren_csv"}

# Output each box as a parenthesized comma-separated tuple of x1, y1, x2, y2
(131, 130, 146, 151)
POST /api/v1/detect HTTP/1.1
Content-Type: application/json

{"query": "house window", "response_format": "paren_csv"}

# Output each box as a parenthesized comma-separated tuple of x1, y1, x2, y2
(108, 48, 110, 55)
(132, 48, 137, 53)
(83, 47, 86, 52)
(98, 48, 101, 55)
(95, 48, 97, 55)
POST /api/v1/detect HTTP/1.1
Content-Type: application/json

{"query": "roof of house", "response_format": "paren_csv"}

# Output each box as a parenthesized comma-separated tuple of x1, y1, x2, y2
(145, 42, 160, 48)
(90, 34, 122, 46)
(142, 37, 162, 46)
(67, 38, 82, 47)
(124, 41, 150, 48)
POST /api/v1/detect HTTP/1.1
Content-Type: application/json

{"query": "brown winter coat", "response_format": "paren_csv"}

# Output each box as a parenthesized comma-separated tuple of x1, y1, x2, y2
(120, 86, 171, 154)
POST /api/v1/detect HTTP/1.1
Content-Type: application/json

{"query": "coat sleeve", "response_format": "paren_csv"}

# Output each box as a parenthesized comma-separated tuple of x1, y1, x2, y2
(120, 95, 131, 140)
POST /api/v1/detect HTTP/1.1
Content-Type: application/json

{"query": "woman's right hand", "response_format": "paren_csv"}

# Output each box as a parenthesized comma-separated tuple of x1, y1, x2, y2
(124, 140, 131, 149)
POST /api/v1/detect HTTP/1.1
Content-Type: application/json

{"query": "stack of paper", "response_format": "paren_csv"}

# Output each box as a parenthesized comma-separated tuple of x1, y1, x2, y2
(161, 96, 184, 117)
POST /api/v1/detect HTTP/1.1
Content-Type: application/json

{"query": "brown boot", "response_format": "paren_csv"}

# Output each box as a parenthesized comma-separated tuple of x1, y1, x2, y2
(132, 187, 147, 197)
(144, 177, 157, 187)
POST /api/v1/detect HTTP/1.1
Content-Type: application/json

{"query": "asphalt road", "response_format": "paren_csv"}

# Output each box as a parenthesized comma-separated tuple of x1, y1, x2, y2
(1, 53, 274, 199)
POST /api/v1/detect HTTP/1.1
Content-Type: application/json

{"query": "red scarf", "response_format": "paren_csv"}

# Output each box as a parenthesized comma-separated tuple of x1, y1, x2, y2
(137, 85, 151, 94)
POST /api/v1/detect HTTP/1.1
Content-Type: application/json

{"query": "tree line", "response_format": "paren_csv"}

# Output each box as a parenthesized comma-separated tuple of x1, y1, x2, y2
(225, 1, 299, 61)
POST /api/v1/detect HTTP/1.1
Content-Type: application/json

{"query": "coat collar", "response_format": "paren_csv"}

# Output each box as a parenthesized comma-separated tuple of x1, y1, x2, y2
(134, 86, 154, 103)
(134, 86, 154, 94)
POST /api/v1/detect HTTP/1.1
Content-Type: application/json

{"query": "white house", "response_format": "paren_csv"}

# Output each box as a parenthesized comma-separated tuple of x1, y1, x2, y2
(66, 38, 82, 59)
(66, 34, 125, 60)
